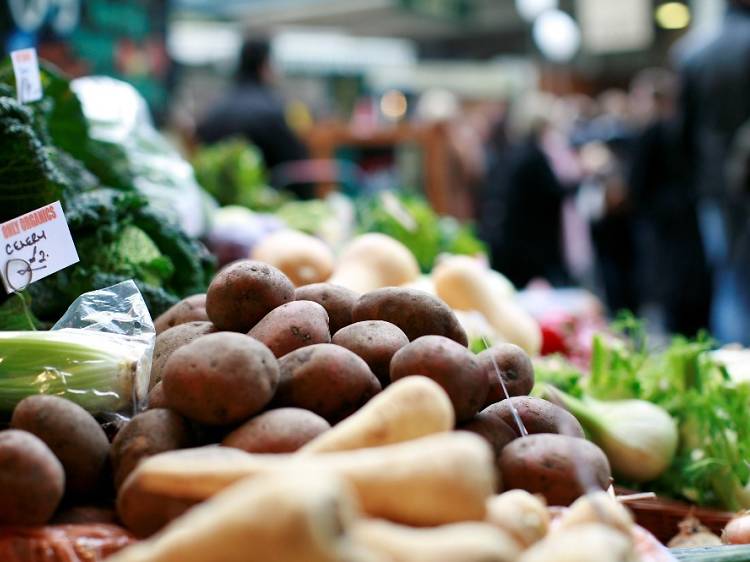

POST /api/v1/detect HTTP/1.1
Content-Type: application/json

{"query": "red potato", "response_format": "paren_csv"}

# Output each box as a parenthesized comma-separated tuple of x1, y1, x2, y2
(147, 382, 167, 409)
(460, 411, 518, 471)
(11, 395, 109, 497)
(0, 429, 65, 525)
(332, 320, 409, 387)
(274, 344, 381, 423)
(294, 283, 358, 335)
(499, 433, 611, 506)
(487, 397, 585, 439)
(154, 294, 209, 335)
(206, 260, 295, 332)
(110, 409, 193, 490)
(353, 288, 468, 346)
(150, 321, 216, 389)
(479, 344, 535, 406)
(390, 335, 487, 423)
(162, 332, 280, 426)
(248, 300, 330, 358)
(223, 408, 331, 453)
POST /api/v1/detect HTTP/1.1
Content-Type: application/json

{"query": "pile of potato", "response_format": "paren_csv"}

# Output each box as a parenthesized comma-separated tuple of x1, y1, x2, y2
(0, 257, 626, 561)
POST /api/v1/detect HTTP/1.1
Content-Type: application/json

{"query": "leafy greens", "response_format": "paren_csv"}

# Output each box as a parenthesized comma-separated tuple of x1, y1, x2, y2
(536, 321, 750, 510)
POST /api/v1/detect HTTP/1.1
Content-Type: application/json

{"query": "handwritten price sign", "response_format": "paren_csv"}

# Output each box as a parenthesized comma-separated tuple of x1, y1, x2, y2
(0, 201, 79, 293)
(10, 48, 43, 103)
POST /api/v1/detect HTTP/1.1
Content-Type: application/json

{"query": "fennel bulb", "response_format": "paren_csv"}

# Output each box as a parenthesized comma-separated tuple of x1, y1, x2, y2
(547, 386, 678, 482)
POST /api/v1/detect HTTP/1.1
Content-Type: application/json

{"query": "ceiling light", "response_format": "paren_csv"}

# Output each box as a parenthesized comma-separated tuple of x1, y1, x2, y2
(655, 2, 691, 30)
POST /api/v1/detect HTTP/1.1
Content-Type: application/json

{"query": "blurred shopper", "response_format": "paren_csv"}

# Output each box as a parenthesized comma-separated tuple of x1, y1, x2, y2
(679, 0, 750, 344)
(196, 38, 313, 198)
(576, 90, 640, 316)
(629, 69, 711, 336)
(480, 94, 570, 288)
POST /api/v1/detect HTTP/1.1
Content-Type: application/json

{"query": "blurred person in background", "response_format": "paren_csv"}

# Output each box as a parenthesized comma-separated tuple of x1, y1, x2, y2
(629, 69, 711, 336)
(196, 37, 313, 198)
(679, 0, 750, 345)
(479, 93, 570, 288)
(576, 90, 640, 316)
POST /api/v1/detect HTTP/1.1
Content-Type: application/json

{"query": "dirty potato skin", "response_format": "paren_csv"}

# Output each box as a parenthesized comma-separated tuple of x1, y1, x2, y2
(460, 411, 518, 471)
(150, 321, 216, 389)
(390, 335, 487, 423)
(479, 343, 535, 406)
(487, 397, 585, 439)
(499, 433, 612, 506)
(332, 320, 409, 387)
(294, 283, 358, 334)
(222, 407, 331, 453)
(11, 395, 109, 497)
(353, 288, 468, 346)
(162, 332, 280, 425)
(147, 381, 167, 409)
(110, 408, 192, 490)
(206, 260, 295, 332)
(274, 344, 381, 423)
(0, 429, 65, 525)
(248, 300, 331, 358)
(154, 294, 209, 335)
(117, 472, 199, 538)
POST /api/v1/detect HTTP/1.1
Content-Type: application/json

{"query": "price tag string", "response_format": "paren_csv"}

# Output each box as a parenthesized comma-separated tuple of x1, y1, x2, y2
(4, 257, 37, 331)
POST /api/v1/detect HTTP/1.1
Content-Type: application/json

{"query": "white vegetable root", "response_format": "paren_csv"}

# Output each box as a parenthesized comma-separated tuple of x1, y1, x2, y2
(485, 490, 549, 548)
(351, 519, 521, 562)
(433, 255, 541, 354)
(109, 470, 375, 562)
(329, 234, 420, 294)
(299, 376, 454, 454)
(119, 432, 495, 528)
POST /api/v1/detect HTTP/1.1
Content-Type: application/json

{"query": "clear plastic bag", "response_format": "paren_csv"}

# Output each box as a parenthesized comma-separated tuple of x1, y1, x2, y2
(0, 281, 154, 419)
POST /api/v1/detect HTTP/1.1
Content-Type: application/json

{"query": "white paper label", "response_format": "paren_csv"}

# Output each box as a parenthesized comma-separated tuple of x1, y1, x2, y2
(11, 48, 43, 103)
(0, 201, 79, 293)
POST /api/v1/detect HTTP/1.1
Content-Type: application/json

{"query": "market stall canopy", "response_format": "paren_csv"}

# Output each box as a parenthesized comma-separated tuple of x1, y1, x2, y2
(173, 0, 524, 41)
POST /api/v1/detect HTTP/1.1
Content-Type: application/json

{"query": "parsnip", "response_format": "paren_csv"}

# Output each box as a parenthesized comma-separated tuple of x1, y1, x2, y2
(329, 234, 420, 294)
(433, 255, 541, 355)
(517, 523, 637, 562)
(351, 519, 521, 562)
(251, 229, 335, 287)
(556, 491, 634, 536)
(485, 490, 549, 548)
(109, 470, 378, 562)
(300, 376, 454, 454)
(119, 432, 495, 528)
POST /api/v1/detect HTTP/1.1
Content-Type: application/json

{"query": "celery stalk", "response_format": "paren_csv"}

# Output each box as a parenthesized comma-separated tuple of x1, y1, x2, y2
(0, 330, 139, 414)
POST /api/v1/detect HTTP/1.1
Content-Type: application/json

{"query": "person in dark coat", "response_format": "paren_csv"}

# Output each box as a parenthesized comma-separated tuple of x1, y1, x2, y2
(678, 0, 750, 344)
(480, 99, 569, 288)
(196, 38, 313, 198)
(629, 69, 711, 336)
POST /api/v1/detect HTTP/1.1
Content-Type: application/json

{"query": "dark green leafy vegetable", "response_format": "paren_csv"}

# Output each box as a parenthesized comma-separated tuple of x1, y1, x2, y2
(192, 138, 288, 211)
(0, 97, 67, 222)
(27, 189, 212, 320)
(0, 58, 214, 322)
(0, 294, 39, 331)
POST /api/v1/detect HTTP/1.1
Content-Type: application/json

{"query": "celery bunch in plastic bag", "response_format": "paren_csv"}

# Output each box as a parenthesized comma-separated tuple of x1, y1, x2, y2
(0, 329, 140, 415)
